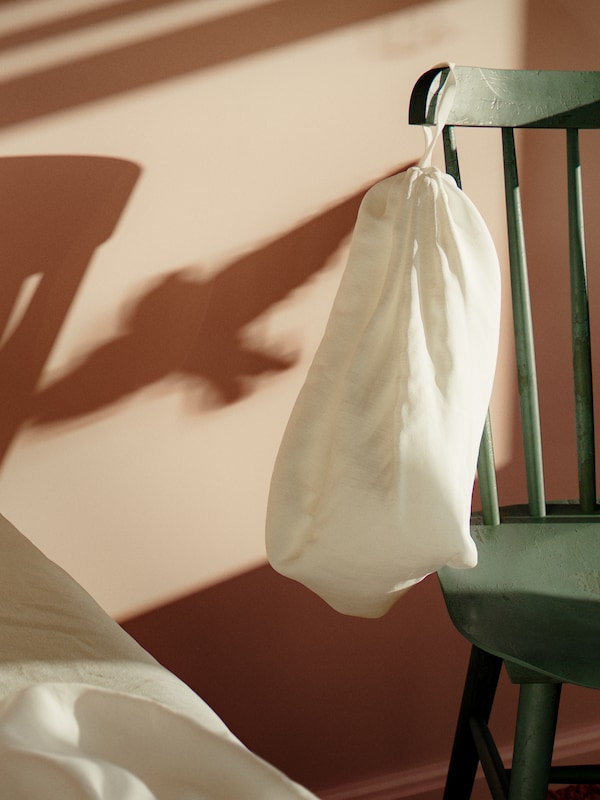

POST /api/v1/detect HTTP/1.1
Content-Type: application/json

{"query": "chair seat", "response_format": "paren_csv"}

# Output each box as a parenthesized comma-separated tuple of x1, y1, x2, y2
(438, 520, 600, 688)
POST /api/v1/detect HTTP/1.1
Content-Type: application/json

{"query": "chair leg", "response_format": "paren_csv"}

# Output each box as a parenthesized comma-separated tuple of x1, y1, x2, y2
(508, 682, 562, 800)
(443, 645, 503, 800)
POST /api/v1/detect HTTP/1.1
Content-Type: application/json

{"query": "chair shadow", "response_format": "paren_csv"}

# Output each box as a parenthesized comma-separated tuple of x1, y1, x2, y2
(0, 155, 141, 463)
(28, 167, 409, 429)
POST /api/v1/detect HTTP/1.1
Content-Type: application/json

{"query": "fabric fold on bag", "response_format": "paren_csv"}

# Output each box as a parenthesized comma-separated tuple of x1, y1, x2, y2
(266, 67, 501, 618)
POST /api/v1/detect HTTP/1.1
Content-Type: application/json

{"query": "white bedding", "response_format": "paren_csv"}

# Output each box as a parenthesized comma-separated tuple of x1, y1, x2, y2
(0, 514, 317, 799)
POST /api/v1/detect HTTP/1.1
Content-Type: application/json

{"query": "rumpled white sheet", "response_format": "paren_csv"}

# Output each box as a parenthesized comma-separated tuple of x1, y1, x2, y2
(0, 682, 317, 799)
(0, 514, 318, 799)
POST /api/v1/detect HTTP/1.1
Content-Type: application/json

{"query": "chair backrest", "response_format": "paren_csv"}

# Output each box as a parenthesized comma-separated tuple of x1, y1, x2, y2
(409, 66, 600, 525)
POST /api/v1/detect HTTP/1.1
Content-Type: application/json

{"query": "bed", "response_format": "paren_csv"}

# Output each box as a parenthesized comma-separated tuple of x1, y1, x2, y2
(0, 512, 318, 798)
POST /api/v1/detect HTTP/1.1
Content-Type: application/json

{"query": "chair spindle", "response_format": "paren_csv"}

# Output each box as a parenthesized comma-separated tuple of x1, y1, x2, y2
(502, 127, 546, 517)
(566, 127, 597, 513)
(442, 125, 501, 526)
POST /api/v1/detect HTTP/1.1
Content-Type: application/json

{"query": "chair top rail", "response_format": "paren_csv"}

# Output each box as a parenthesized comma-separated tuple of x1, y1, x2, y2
(409, 66, 600, 129)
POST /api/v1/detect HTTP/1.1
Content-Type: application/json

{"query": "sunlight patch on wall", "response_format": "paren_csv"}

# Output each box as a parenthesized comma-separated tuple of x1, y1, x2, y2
(0, 273, 43, 349)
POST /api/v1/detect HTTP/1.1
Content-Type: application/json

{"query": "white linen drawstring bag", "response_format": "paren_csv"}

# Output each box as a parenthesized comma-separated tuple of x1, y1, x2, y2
(266, 66, 501, 618)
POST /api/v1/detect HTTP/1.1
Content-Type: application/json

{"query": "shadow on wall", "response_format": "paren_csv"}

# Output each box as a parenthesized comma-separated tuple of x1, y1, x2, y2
(0, 0, 429, 452)
(122, 566, 480, 793)
(0, 0, 432, 458)
(0, 0, 436, 130)
(0, 164, 410, 462)
(27, 179, 390, 428)
(0, 155, 140, 463)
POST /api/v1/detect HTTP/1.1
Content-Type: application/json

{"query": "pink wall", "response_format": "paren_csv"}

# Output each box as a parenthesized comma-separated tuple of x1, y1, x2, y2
(0, 0, 524, 621)
(1, 1, 599, 797)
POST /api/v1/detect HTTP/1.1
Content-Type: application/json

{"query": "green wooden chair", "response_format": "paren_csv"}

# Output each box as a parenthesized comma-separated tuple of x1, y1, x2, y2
(409, 67, 600, 800)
